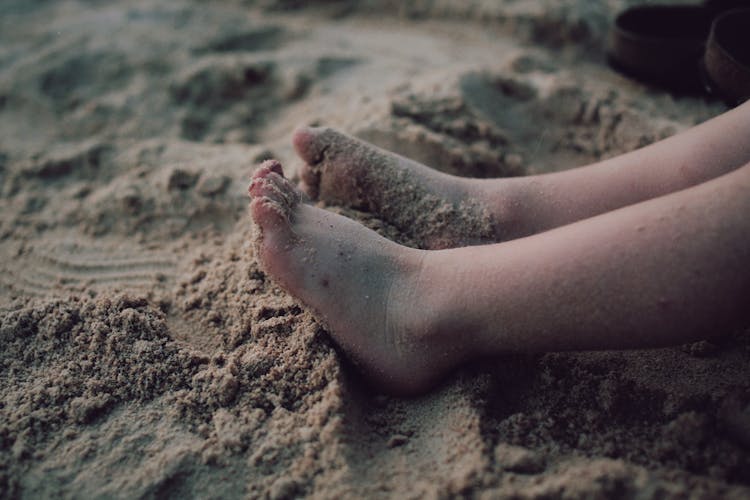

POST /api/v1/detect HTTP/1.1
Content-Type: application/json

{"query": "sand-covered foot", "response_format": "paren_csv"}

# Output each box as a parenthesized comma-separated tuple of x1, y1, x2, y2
(294, 127, 512, 249)
(249, 160, 475, 394)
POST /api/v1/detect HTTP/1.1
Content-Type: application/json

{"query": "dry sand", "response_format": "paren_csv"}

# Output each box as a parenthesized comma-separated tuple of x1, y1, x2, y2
(1, 0, 749, 498)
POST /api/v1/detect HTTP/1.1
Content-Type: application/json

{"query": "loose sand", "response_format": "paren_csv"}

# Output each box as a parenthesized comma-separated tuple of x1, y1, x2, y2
(1, 0, 749, 498)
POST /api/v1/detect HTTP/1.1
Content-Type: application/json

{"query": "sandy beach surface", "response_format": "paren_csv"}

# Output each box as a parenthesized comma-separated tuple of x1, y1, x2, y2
(1, 0, 749, 498)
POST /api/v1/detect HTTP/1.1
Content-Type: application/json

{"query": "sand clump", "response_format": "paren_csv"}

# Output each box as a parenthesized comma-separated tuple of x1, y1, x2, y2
(1, 0, 748, 498)
(0, 295, 199, 494)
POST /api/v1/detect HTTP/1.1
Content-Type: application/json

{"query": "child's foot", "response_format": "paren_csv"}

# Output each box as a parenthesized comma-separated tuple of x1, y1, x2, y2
(248, 160, 476, 394)
(294, 127, 517, 249)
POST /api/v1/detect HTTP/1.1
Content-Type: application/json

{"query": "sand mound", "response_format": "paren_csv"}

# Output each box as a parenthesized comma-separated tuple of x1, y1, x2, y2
(1, 0, 748, 498)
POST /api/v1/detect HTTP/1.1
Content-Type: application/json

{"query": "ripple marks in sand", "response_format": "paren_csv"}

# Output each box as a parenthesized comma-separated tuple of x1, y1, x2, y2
(0, 241, 176, 299)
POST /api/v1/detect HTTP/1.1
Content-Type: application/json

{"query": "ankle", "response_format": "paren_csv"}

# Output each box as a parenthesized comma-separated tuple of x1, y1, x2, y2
(402, 251, 484, 357)
(373, 250, 483, 393)
(469, 177, 532, 241)
(384, 250, 434, 346)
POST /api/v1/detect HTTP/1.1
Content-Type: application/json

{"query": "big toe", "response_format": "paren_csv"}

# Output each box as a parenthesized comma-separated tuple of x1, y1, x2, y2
(293, 127, 343, 199)
(293, 126, 359, 167)
(292, 126, 329, 165)
(250, 196, 287, 236)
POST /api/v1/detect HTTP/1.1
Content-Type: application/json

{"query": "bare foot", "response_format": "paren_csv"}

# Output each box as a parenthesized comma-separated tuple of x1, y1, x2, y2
(248, 160, 476, 394)
(293, 127, 517, 249)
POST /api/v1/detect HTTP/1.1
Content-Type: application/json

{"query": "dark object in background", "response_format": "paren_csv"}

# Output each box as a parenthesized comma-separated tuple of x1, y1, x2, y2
(704, 8, 750, 105)
(607, 0, 750, 106)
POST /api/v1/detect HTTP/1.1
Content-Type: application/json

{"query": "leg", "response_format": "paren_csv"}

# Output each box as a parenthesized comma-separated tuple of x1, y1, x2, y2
(250, 160, 750, 395)
(431, 162, 750, 355)
(295, 100, 750, 247)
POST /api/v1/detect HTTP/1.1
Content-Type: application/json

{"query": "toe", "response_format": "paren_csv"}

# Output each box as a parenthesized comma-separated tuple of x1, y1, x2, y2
(250, 196, 298, 277)
(256, 159, 284, 178)
(265, 172, 302, 209)
(292, 126, 331, 165)
(248, 175, 271, 199)
(250, 197, 288, 235)
(248, 160, 289, 200)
